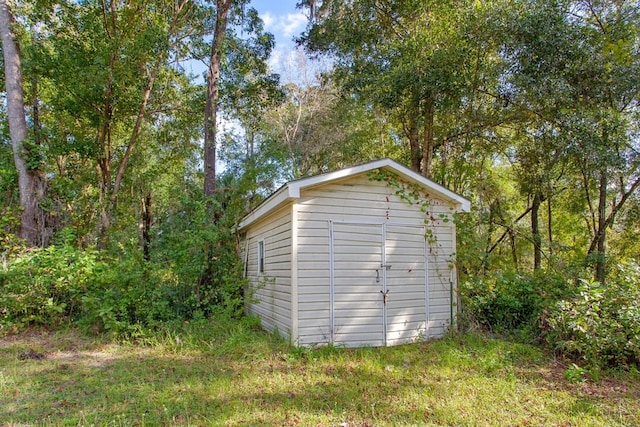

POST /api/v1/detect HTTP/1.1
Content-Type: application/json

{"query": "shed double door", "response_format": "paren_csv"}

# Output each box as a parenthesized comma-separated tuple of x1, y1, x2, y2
(330, 222, 428, 347)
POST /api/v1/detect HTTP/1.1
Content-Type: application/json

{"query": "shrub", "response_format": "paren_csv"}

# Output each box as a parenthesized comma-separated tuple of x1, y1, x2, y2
(0, 232, 181, 335)
(460, 271, 570, 339)
(546, 263, 640, 369)
(152, 192, 247, 320)
(1, 188, 248, 336)
(0, 208, 24, 261)
(0, 239, 106, 331)
(77, 254, 178, 335)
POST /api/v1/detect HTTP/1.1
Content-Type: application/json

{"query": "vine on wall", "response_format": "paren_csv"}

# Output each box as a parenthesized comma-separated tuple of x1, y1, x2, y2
(368, 169, 453, 238)
(367, 168, 458, 272)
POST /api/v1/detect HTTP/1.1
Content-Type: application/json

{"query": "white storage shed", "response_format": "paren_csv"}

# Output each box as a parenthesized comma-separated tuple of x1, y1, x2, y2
(238, 158, 470, 347)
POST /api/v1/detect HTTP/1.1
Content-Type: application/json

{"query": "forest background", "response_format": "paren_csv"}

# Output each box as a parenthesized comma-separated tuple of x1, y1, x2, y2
(1, 0, 639, 371)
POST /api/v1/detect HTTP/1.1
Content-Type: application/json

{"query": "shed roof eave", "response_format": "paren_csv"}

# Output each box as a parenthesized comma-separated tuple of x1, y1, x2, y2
(237, 185, 298, 230)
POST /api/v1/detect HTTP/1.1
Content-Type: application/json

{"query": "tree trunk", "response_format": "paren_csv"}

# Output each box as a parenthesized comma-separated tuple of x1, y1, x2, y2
(509, 227, 518, 271)
(141, 192, 152, 262)
(481, 200, 496, 273)
(486, 204, 534, 257)
(593, 169, 607, 284)
(0, 0, 45, 247)
(96, 49, 116, 249)
(531, 192, 542, 270)
(421, 96, 435, 179)
(405, 116, 421, 174)
(110, 58, 160, 206)
(204, 0, 233, 201)
(199, 0, 234, 305)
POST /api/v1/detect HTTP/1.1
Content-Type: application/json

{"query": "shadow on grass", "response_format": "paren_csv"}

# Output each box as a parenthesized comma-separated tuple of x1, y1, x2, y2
(1, 329, 639, 426)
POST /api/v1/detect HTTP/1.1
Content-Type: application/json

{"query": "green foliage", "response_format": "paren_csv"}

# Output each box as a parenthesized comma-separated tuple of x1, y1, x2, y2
(0, 233, 106, 331)
(76, 251, 177, 335)
(547, 263, 640, 369)
(0, 208, 24, 261)
(1, 189, 248, 335)
(460, 271, 570, 339)
(152, 184, 247, 320)
(563, 363, 589, 384)
(0, 136, 23, 255)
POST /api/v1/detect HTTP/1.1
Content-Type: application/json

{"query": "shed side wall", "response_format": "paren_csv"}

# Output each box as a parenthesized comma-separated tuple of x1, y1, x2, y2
(243, 205, 292, 337)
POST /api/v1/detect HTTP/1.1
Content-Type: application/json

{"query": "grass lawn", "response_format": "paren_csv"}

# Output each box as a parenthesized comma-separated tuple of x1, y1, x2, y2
(1, 318, 638, 426)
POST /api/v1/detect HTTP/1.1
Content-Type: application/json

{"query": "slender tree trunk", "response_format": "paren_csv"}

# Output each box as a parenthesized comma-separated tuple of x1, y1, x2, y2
(204, 0, 233, 201)
(593, 169, 607, 284)
(421, 96, 435, 179)
(141, 192, 152, 262)
(547, 194, 553, 259)
(509, 227, 518, 271)
(0, 0, 45, 247)
(481, 200, 496, 273)
(97, 0, 188, 245)
(112, 0, 188, 206)
(585, 172, 640, 277)
(111, 60, 160, 203)
(486, 203, 534, 263)
(96, 50, 116, 248)
(531, 192, 542, 270)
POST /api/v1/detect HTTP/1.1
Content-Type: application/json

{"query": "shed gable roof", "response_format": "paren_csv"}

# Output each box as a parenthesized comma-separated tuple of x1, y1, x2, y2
(238, 158, 471, 230)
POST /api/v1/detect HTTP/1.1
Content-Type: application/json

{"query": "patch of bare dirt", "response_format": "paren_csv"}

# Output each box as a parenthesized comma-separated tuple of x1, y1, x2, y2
(537, 361, 640, 400)
(1, 328, 122, 368)
(17, 349, 46, 360)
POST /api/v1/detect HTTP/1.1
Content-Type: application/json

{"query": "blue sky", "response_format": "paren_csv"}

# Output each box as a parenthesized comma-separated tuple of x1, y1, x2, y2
(251, 0, 307, 47)
(249, 1, 311, 77)
(184, 2, 309, 82)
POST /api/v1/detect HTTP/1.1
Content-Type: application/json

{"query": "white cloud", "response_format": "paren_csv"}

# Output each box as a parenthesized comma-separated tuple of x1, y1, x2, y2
(261, 12, 275, 30)
(268, 49, 283, 70)
(279, 12, 307, 38)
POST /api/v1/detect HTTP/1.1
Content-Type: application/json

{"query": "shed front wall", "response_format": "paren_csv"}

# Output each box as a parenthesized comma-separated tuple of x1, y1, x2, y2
(294, 174, 457, 347)
(242, 204, 293, 337)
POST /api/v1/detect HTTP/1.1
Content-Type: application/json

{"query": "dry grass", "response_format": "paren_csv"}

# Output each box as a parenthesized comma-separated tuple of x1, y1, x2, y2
(1, 321, 638, 426)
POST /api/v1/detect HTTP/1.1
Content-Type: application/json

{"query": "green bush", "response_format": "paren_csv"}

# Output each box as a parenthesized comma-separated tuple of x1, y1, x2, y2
(0, 239, 106, 331)
(460, 271, 570, 339)
(1, 188, 248, 336)
(1, 232, 184, 335)
(76, 255, 178, 335)
(152, 192, 247, 320)
(0, 208, 24, 260)
(547, 263, 640, 369)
